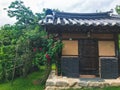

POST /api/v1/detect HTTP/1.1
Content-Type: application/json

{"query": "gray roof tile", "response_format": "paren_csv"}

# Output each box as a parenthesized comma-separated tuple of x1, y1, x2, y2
(40, 9, 120, 27)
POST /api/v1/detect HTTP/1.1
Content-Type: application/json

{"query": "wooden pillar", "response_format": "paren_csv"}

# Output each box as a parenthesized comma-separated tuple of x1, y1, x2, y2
(118, 34, 120, 76)
(57, 33, 62, 76)
(114, 34, 120, 75)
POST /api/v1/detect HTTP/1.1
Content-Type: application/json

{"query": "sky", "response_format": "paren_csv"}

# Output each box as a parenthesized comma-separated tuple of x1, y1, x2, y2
(0, 0, 120, 26)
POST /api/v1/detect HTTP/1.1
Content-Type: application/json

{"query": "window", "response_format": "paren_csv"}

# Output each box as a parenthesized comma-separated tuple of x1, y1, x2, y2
(98, 41, 115, 56)
(62, 40, 78, 56)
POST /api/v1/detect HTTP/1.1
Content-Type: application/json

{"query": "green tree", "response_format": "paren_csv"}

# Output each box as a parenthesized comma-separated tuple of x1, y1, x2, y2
(0, 0, 63, 82)
(115, 5, 120, 15)
(6, 0, 38, 28)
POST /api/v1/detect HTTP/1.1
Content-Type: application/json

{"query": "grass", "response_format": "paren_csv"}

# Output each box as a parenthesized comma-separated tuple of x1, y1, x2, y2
(0, 66, 46, 90)
(1, 64, 120, 90)
(51, 63, 56, 70)
(104, 86, 120, 90)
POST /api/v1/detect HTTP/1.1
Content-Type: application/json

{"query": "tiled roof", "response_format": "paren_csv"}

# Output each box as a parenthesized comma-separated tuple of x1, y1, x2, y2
(40, 9, 120, 26)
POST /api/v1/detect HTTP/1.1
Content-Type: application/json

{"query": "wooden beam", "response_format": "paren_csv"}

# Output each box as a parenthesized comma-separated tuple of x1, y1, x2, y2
(45, 24, 120, 34)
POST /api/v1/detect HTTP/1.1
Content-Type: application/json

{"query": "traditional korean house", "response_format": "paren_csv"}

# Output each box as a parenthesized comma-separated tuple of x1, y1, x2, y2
(40, 9, 120, 79)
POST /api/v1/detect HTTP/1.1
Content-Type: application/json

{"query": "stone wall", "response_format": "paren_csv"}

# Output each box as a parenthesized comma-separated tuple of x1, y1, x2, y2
(45, 70, 120, 90)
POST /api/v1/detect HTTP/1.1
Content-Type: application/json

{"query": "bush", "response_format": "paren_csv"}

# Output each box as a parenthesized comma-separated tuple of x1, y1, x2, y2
(0, 25, 63, 82)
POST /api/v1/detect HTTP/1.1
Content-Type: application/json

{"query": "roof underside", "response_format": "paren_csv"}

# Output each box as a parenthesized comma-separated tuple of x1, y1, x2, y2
(40, 9, 120, 33)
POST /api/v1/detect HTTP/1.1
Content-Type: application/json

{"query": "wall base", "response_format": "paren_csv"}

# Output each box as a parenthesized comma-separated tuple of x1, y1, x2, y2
(45, 70, 120, 90)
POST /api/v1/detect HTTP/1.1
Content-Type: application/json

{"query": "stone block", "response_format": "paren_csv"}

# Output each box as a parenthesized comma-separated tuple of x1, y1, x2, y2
(88, 82, 102, 87)
(46, 81, 55, 86)
(78, 81, 88, 87)
(56, 81, 69, 87)
(45, 86, 57, 90)
(69, 82, 77, 87)
(110, 82, 120, 86)
(102, 82, 110, 87)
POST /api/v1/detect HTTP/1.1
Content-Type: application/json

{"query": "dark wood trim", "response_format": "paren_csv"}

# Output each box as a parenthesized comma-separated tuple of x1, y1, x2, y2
(114, 34, 120, 75)
(99, 56, 116, 57)
(97, 39, 115, 41)
(62, 38, 79, 40)
(118, 34, 120, 76)
(114, 34, 119, 58)
(62, 38, 115, 41)
(59, 33, 62, 40)
(112, 34, 119, 75)
(62, 33, 114, 40)
(96, 40, 99, 76)
(45, 25, 120, 34)
(62, 55, 79, 56)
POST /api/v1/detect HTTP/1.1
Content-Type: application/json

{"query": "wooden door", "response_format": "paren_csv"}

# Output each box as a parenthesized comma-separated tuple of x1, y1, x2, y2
(79, 39, 99, 75)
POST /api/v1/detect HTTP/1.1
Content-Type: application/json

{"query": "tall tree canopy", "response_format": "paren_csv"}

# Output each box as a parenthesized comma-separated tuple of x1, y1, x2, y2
(5, 0, 60, 29)
(6, 0, 44, 29)
(115, 5, 120, 15)
(7, 0, 35, 26)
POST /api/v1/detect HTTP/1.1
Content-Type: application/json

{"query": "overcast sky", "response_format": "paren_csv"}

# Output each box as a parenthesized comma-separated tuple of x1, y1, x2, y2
(0, 0, 120, 26)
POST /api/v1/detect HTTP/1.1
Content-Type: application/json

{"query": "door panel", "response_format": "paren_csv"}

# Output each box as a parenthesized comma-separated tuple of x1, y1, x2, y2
(79, 39, 98, 75)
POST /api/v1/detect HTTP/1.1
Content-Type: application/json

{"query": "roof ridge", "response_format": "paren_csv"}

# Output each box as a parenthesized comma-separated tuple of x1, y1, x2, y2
(54, 11, 112, 15)
(49, 10, 113, 19)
